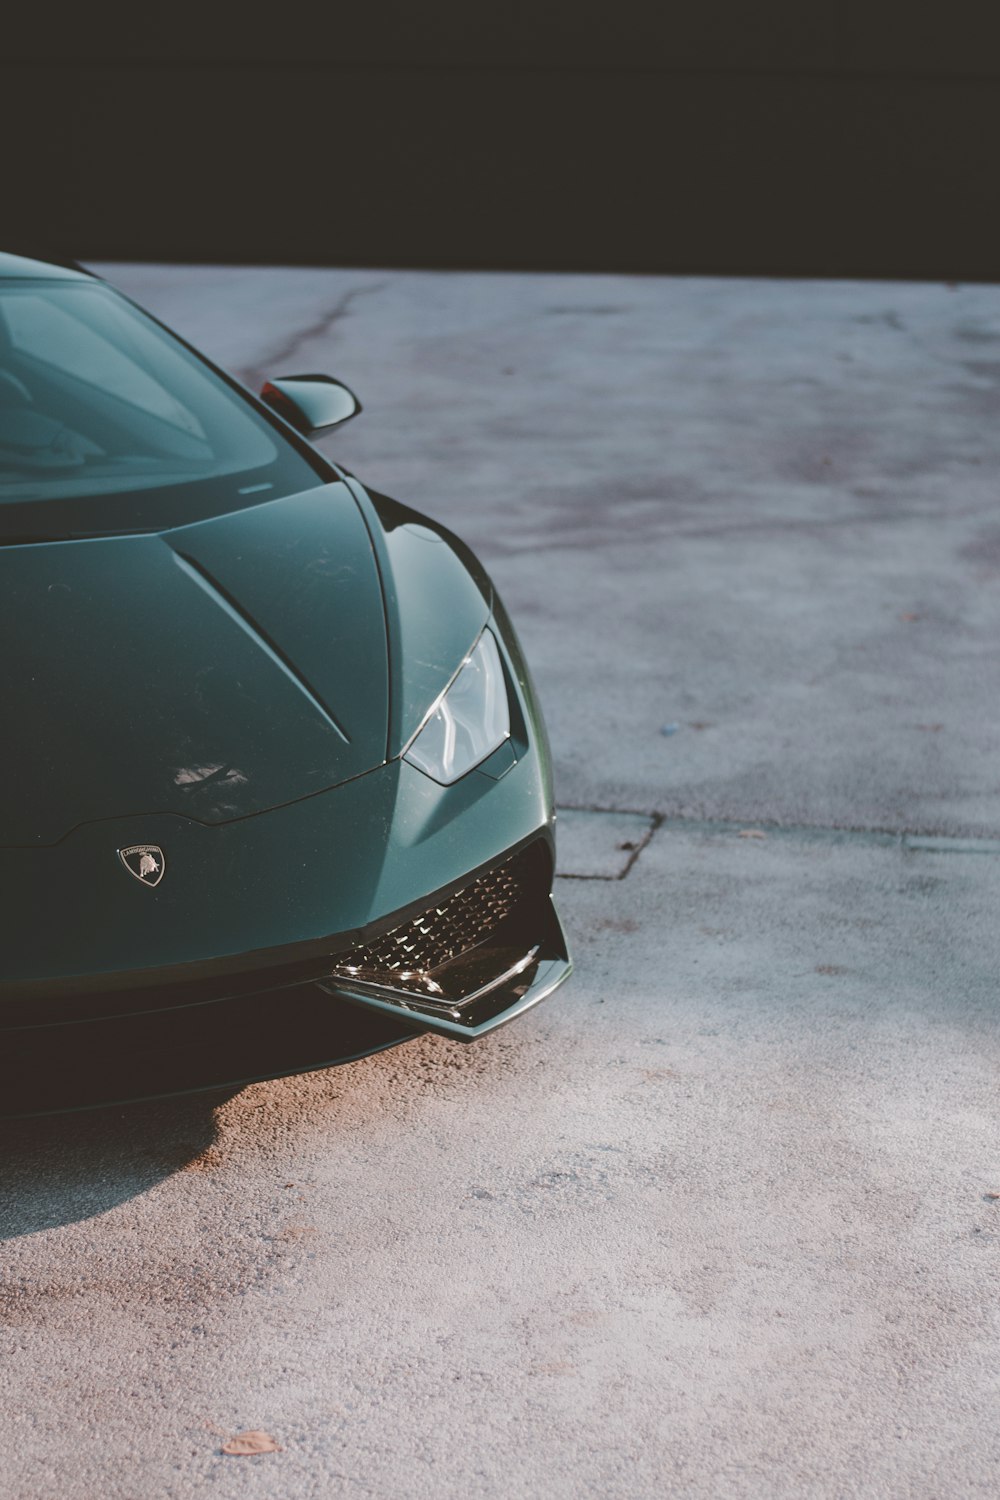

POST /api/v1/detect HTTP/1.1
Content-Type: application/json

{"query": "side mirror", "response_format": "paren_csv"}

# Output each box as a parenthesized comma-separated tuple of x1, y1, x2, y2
(260, 374, 361, 436)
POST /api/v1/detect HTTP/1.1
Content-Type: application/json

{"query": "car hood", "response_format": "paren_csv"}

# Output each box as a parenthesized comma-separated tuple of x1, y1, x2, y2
(1, 483, 392, 846)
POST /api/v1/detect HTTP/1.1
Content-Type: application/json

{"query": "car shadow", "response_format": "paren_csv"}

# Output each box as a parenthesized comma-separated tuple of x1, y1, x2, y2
(0, 989, 418, 1241)
(0, 1086, 239, 1242)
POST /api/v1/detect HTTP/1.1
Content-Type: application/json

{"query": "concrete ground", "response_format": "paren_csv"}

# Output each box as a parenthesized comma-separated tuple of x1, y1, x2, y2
(2, 266, 999, 1498)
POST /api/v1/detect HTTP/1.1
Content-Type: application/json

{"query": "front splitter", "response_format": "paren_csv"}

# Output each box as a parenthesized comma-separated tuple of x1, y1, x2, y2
(0, 985, 418, 1118)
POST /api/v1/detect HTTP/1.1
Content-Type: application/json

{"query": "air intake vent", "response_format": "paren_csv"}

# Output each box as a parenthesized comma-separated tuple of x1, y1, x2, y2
(335, 842, 546, 995)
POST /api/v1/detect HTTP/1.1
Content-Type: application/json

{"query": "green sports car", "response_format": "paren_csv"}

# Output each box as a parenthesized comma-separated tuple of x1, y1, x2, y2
(0, 250, 571, 1114)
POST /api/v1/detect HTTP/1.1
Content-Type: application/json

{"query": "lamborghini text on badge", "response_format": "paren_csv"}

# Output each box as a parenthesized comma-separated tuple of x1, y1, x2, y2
(118, 845, 166, 887)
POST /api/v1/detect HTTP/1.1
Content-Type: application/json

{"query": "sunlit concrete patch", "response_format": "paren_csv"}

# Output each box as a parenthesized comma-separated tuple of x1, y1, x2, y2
(555, 806, 656, 879)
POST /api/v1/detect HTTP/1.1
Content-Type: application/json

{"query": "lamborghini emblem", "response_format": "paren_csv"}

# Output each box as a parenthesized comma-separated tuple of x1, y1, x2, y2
(118, 844, 166, 887)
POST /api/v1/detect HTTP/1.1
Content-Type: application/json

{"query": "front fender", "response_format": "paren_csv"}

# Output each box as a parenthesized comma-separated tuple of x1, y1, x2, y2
(341, 479, 495, 757)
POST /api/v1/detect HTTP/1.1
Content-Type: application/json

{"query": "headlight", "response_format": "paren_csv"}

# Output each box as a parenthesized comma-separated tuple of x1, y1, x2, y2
(403, 628, 510, 784)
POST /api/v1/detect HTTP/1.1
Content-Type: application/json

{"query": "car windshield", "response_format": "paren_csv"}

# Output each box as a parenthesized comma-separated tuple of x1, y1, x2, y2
(0, 278, 323, 541)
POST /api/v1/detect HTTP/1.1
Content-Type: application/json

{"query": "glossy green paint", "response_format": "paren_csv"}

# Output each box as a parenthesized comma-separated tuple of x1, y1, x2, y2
(2, 690, 554, 997)
(0, 256, 565, 1049)
(0, 485, 384, 843)
(0, 482, 504, 847)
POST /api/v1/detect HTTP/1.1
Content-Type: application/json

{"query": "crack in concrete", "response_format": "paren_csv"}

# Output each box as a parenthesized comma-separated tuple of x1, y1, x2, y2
(555, 804, 1000, 880)
(236, 280, 388, 387)
(556, 812, 662, 882)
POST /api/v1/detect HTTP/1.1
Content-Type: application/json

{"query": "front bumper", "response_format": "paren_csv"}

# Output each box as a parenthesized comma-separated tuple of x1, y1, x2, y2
(0, 749, 569, 1112)
(0, 838, 570, 1116)
(0, 732, 557, 1000)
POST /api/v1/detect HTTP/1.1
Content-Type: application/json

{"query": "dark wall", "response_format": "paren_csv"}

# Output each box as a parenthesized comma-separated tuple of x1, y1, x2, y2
(5, 2, 999, 279)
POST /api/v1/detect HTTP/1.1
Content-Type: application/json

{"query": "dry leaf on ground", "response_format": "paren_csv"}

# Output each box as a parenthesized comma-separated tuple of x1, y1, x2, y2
(221, 1430, 281, 1456)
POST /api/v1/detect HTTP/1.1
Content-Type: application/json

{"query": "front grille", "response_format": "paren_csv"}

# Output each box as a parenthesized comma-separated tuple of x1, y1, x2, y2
(334, 842, 545, 994)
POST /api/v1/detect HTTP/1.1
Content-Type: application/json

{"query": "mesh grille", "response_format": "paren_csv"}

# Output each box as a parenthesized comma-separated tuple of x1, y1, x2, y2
(338, 843, 541, 984)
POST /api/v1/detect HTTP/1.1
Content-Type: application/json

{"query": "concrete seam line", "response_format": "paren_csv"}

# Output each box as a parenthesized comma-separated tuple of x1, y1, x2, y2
(556, 806, 1000, 855)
